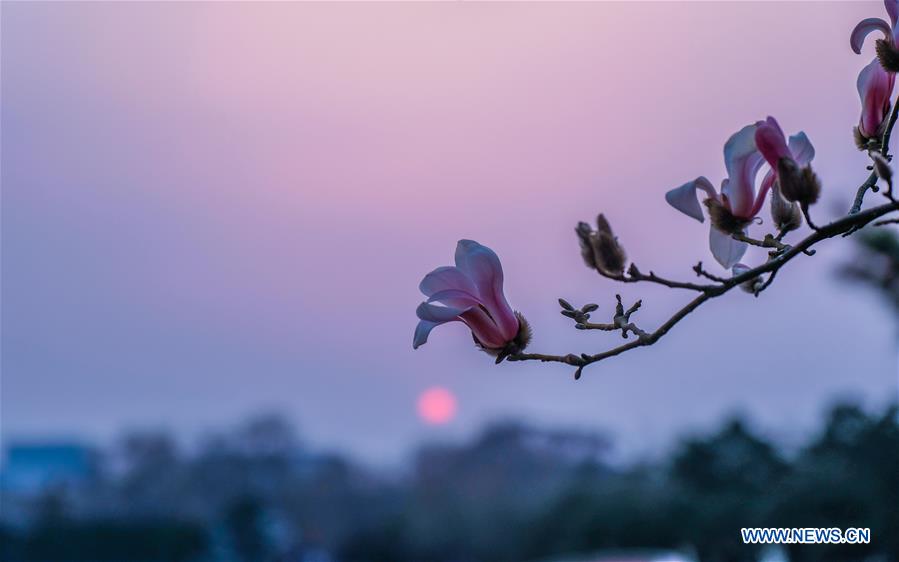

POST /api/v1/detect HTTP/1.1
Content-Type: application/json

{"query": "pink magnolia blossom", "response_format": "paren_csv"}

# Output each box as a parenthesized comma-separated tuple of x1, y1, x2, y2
(665, 123, 769, 269)
(857, 58, 896, 141)
(414, 240, 529, 360)
(850, 0, 899, 56)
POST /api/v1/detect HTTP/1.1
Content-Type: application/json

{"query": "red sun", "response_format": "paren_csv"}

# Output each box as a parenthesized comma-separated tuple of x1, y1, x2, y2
(417, 387, 457, 425)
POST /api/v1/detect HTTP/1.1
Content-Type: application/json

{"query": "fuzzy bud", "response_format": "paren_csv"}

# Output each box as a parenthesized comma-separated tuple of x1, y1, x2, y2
(873, 152, 893, 185)
(876, 38, 899, 73)
(703, 198, 751, 235)
(769, 184, 803, 233)
(576, 222, 597, 269)
(777, 157, 821, 206)
(576, 214, 627, 276)
(854, 126, 871, 151)
(854, 109, 891, 151)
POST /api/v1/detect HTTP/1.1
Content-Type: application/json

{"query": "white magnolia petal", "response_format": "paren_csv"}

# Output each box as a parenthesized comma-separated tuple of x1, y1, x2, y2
(665, 177, 716, 223)
(722, 123, 765, 218)
(851, 17, 891, 54)
(788, 132, 815, 166)
(709, 227, 748, 269)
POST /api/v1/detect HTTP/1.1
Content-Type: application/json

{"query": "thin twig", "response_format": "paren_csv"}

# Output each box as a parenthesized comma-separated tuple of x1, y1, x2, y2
(801, 203, 821, 232)
(732, 232, 789, 252)
(693, 262, 728, 283)
(576, 321, 617, 331)
(754, 268, 778, 296)
(732, 232, 815, 256)
(598, 263, 716, 292)
(850, 171, 880, 216)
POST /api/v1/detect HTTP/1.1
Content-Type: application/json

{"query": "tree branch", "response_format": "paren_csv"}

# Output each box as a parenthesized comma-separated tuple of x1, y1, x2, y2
(508, 200, 899, 378)
(506, 82, 899, 380)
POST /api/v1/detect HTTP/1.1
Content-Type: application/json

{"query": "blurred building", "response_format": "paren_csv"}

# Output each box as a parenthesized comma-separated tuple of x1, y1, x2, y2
(0, 442, 100, 527)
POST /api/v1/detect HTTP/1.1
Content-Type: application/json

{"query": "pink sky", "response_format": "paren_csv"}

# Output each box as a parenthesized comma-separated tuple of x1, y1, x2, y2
(3, 1, 896, 464)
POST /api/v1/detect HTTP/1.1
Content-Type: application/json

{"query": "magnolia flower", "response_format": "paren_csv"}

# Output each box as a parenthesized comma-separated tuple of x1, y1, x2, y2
(856, 58, 896, 148)
(665, 123, 768, 269)
(413, 240, 530, 361)
(851, 0, 899, 71)
(755, 117, 819, 206)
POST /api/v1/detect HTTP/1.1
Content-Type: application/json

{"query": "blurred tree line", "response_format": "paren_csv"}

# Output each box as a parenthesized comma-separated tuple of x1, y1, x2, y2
(1, 404, 897, 562)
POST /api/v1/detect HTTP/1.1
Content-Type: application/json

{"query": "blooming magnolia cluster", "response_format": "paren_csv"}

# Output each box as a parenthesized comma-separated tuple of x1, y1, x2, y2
(413, 3, 899, 369)
(664, 118, 816, 269)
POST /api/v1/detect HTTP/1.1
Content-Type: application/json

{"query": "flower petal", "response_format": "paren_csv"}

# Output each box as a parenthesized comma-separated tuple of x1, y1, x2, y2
(413, 301, 469, 350)
(748, 169, 777, 218)
(419, 266, 479, 299)
(857, 58, 895, 138)
(416, 301, 466, 322)
(787, 132, 816, 167)
(665, 176, 717, 223)
(427, 289, 483, 309)
(887, 0, 899, 28)
(413, 321, 439, 349)
(413, 301, 508, 350)
(454, 240, 519, 341)
(754, 117, 790, 166)
(709, 226, 748, 269)
(723, 123, 765, 218)
(460, 307, 507, 349)
(850, 17, 891, 54)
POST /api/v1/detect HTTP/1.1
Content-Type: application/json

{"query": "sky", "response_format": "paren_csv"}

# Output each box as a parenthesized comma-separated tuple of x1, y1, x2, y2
(2, 1, 897, 466)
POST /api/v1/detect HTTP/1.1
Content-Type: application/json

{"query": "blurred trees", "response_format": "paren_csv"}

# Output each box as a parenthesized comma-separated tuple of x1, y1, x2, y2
(341, 407, 898, 562)
(2, 405, 897, 562)
(771, 404, 899, 562)
(526, 409, 898, 562)
(665, 420, 788, 562)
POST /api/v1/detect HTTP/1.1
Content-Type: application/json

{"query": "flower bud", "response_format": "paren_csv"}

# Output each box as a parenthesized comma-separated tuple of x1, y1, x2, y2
(855, 58, 894, 150)
(777, 157, 821, 206)
(769, 184, 803, 233)
(576, 214, 627, 276)
(732, 263, 763, 295)
(873, 152, 893, 185)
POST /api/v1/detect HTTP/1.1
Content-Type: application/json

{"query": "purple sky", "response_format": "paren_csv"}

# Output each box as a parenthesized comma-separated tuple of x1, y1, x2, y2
(2, 1, 897, 465)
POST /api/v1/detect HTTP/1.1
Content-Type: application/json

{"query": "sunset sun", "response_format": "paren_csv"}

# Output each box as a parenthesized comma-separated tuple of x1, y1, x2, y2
(416, 387, 457, 425)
